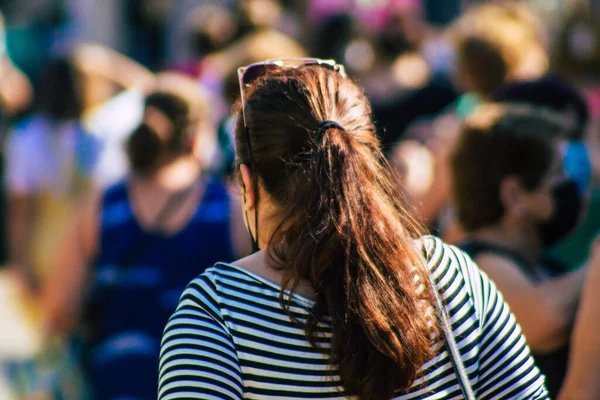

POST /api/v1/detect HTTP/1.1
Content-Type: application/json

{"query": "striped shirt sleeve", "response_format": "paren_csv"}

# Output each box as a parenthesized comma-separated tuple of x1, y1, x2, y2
(451, 244, 549, 399)
(158, 274, 243, 400)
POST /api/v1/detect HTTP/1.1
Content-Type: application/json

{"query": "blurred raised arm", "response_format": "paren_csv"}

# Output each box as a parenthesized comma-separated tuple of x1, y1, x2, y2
(72, 43, 154, 90)
(558, 239, 600, 400)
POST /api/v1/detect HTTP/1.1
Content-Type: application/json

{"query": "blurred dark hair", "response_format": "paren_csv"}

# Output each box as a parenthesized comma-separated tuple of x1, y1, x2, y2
(35, 58, 83, 120)
(456, 36, 508, 97)
(126, 92, 192, 174)
(235, 66, 437, 399)
(452, 104, 566, 232)
(312, 13, 357, 61)
(145, 91, 191, 150)
(492, 76, 589, 140)
(376, 13, 414, 62)
(451, 1, 548, 90)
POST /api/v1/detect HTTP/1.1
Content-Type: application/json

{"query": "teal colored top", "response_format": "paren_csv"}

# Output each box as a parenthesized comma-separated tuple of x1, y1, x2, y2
(547, 189, 600, 270)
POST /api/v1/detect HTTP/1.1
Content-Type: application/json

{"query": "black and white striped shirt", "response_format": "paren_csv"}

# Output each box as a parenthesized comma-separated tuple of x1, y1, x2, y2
(159, 236, 548, 399)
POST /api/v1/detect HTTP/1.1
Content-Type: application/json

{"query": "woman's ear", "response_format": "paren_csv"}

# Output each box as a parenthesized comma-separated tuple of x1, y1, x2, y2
(499, 176, 523, 215)
(239, 164, 255, 212)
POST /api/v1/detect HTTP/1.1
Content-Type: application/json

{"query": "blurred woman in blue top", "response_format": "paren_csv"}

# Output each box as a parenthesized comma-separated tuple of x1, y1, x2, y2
(41, 85, 251, 399)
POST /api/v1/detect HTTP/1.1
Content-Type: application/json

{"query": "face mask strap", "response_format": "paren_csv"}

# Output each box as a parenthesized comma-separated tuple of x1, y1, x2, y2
(237, 59, 345, 254)
(243, 182, 260, 253)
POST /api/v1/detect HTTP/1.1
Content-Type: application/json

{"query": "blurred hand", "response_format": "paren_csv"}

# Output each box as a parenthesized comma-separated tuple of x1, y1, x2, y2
(0, 57, 33, 116)
(72, 43, 154, 90)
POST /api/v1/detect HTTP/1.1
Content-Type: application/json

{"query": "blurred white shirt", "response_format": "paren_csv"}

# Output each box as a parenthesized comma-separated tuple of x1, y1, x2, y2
(84, 89, 145, 188)
(5, 115, 100, 196)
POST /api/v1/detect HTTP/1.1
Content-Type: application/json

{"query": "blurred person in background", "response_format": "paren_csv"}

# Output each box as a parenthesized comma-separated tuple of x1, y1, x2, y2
(41, 88, 250, 399)
(2, 41, 145, 296)
(451, 0, 549, 109)
(0, 55, 95, 400)
(451, 104, 592, 398)
(72, 43, 160, 187)
(0, 10, 33, 267)
(0, 10, 39, 399)
(492, 76, 599, 271)
(389, 1, 551, 239)
(5, 57, 100, 289)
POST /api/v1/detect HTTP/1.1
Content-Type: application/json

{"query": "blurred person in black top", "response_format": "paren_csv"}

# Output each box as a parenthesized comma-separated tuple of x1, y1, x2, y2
(492, 76, 599, 271)
(451, 104, 595, 397)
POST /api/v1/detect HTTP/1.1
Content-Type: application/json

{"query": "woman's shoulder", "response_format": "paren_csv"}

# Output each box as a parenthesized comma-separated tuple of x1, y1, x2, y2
(184, 262, 278, 304)
(418, 235, 486, 311)
(172, 266, 233, 328)
(419, 234, 476, 276)
(192, 262, 248, 287)
(175, 262, 292, 330)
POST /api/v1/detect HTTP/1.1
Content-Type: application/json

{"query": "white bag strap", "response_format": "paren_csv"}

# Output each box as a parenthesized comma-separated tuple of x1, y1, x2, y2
(428, 270, 477, 400)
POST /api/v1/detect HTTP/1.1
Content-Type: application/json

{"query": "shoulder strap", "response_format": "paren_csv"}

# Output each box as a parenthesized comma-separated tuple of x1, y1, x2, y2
(423, 239, 476, 400)
(120, 182, 198, 267)
(150, 182, 197, 230)
(429, 274, 476, 400)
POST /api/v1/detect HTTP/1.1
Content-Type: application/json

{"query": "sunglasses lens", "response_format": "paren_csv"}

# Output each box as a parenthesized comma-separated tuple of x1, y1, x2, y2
(242, 64, 276, 86)
(242, 60, 340, 86)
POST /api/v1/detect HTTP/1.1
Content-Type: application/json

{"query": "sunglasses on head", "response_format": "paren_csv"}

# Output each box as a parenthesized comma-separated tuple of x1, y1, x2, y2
(237, 58, 346, 154)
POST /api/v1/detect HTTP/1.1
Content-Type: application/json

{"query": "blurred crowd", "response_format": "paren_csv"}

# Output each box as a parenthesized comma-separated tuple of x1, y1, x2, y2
(0, 0, 600, 399)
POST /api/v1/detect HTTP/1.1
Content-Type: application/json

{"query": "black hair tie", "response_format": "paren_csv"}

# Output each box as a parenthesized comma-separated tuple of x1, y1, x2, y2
(316, 120, 345, 137)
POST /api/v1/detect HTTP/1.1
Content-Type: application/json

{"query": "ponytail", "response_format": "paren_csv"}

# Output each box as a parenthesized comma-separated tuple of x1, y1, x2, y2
(236, 67, 437, 400)
(274, 122, 435, 399)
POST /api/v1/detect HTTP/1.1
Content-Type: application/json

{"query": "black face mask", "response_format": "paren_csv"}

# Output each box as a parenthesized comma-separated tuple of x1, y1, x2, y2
(242, 183, 260, 254)
(537, 179, 584, 248)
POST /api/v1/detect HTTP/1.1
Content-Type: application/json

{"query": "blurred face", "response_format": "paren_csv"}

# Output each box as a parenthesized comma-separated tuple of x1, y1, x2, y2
(517, 141, 565, 222)
(514, 140, 586, 247)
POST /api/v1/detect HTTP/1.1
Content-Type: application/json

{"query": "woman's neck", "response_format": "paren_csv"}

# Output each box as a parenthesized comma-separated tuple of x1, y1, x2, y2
(470, 220, 543, 264)
(233, 249, 317, 301)
(128, 156, 205, 234)
(138, 156, 201, 190)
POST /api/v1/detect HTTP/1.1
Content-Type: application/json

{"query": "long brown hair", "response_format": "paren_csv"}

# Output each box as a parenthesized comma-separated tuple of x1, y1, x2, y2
(235, 66, 437, 399)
